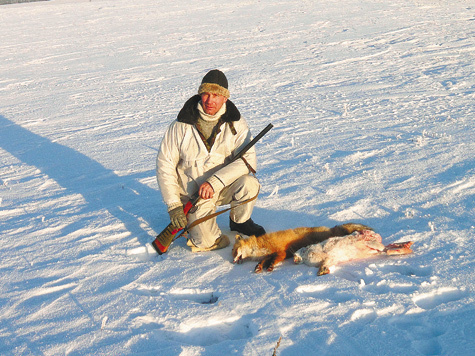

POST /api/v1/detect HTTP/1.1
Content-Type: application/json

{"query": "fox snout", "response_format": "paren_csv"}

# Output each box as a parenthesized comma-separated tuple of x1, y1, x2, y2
(233, 248, 243, 264)
(232, 246, 243, 264)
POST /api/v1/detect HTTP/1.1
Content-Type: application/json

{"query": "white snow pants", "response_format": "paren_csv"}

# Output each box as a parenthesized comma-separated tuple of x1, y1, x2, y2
(186, 175, 260, 248)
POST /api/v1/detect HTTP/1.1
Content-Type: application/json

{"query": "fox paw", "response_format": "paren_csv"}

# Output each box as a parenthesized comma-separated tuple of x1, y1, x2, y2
(318, 266, 331, 276)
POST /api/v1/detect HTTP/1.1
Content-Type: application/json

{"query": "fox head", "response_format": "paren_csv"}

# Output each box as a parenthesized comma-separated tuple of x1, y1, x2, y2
(232, 234, 251, 264)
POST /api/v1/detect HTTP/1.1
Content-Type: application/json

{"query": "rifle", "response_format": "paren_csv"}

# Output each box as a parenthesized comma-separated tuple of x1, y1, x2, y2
(151, 123, 273, 254)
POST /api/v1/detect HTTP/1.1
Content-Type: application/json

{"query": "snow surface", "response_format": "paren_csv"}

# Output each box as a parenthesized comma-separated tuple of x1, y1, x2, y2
(1, 0, 474, 355)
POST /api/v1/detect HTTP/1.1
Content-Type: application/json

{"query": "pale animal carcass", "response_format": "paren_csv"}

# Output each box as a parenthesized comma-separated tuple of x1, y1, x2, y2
(293, 230, 413, 275)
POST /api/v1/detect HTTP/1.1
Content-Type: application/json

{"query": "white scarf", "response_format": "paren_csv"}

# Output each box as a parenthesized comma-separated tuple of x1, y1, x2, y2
(197, 101, 227, 122)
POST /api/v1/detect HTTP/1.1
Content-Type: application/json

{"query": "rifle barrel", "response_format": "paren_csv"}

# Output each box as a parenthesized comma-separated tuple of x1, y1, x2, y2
(232, 123, 273, 162)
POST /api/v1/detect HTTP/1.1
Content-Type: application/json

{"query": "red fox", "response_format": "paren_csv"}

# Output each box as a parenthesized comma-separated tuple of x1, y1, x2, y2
(232, 223, 372, 273)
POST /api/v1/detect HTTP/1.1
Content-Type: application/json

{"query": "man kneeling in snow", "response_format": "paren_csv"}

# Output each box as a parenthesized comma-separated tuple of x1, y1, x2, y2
(156, 70, 266, 252)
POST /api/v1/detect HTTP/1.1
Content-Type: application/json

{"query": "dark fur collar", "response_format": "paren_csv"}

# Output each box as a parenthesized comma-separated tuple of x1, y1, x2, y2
(176, 95, 240, 124)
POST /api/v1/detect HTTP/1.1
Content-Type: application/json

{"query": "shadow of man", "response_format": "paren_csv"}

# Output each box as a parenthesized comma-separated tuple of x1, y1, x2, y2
(0, 114, 162, 244)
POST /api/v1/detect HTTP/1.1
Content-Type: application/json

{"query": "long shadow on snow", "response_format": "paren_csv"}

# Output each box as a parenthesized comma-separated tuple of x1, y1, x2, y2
(0, 114, 162, 243)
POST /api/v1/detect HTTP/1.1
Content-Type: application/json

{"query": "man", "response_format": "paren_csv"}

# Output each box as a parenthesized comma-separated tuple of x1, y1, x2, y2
(156, 69, 266, 252)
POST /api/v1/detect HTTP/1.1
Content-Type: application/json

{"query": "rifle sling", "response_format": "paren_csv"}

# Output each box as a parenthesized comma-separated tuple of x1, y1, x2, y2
(241, 156, 256, 174)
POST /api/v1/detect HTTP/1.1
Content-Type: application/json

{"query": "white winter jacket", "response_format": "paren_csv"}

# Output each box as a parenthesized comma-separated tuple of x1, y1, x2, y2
(156, 95, 257, 210)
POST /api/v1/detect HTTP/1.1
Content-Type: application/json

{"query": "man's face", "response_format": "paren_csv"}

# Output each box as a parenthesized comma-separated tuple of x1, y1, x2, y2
(201, 92, 227, 116)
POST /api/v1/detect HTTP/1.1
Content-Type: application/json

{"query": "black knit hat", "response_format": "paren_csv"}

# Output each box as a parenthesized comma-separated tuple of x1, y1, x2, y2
(198, 69, 230, 98)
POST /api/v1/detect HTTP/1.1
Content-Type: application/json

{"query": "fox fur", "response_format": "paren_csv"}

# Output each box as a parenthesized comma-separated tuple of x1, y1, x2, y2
(232, 223, 372, 273)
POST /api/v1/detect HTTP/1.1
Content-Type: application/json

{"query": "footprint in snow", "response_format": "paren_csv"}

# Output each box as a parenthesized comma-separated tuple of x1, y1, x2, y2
(168, 288, 219, 304)
(295, 284, 357, 304)
(164, 316, 257, 346)
(412, 286, 468, 310)
(126, 285, 219, 304)
(379, 263, 433, 278)
(390, 315, 445, 356)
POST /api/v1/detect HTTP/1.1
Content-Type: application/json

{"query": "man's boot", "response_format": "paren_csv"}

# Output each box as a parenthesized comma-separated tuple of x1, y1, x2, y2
(230, 218, 266, 237)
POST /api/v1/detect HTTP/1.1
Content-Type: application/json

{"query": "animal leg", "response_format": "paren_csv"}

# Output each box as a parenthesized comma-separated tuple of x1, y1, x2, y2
(254, 252, 286, 273)
(265, 252, 287, 272)
(254, 264, 263, 273)
(254, 253, 276, 273)
(317, 258, 331, 276)
(384, 241, 414, 255)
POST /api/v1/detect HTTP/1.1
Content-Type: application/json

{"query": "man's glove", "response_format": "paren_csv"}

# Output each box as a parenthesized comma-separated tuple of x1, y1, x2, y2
(168, 206, 187, 229)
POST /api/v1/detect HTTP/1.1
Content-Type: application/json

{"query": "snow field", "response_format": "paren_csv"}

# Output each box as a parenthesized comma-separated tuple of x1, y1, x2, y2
(1, 0, 474, 355)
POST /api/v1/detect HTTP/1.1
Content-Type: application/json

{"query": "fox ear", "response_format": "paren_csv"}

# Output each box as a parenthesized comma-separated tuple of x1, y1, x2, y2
(235, 234, 243, 241)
